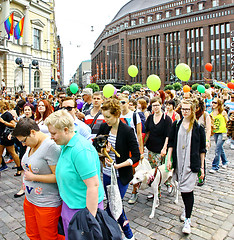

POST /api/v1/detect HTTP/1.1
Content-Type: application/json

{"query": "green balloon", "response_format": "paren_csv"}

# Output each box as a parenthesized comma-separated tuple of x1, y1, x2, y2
(197, 85, 205, 93)
(175, 63, 191, 82)
(146, 75, 161, 92)
(231, 79, 234, 83)
(103, 84, 115, 98)
(70, 83, 78, 94)
(128, 65, 138, 78)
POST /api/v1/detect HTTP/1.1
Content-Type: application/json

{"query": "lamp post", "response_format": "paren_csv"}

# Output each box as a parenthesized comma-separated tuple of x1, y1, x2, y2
(15, 58, 39, 93)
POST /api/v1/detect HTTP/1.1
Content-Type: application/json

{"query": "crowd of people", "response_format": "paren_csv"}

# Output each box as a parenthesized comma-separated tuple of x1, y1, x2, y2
(0, 85, 233, 239)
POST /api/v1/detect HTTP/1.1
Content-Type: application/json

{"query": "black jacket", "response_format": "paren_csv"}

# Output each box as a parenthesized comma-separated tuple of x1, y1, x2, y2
(97, 121, 140, 185)
(168, 119, 206, 173)
(68, 208, 122, 240)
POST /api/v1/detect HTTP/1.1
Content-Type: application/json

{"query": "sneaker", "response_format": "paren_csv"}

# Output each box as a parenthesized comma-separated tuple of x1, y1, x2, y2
(182, 218, 191, 234)
(128, 193, 138, 204)
(180, 209, 186, 222)
(123, 236, 135, 240)
(231, 143, 234, 150)
(0, 165, 8, 171)
(5, 159, 14, 164)
(147, 194, 154, 200)
(167, 184, 174, 194)
(209, 169, 218, 174)
(221, 164, 227, 169)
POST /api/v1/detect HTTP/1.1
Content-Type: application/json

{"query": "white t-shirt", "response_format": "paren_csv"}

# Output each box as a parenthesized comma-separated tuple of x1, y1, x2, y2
(120, 110, 141, 139)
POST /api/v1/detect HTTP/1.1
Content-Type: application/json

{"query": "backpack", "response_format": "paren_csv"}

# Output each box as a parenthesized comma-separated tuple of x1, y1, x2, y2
(133, 112, 146, 133)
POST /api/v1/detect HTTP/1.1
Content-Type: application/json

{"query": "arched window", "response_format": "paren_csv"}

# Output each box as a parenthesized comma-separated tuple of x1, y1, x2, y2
(34, 70, 40, 88)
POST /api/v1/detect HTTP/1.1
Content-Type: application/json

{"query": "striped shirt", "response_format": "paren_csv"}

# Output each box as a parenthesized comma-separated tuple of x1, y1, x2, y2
(103, 133, 119, 177)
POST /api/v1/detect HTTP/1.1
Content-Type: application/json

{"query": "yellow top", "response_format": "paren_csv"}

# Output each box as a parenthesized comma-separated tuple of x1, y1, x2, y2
(211, 112, 227, 133)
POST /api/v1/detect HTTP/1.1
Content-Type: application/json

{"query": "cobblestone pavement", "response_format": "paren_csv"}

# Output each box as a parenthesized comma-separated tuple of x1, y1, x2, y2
(0, 138, 233, 240)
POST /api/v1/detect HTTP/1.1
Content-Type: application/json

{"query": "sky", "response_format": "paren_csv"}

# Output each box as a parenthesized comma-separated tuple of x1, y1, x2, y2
(55, 0, 130, 85)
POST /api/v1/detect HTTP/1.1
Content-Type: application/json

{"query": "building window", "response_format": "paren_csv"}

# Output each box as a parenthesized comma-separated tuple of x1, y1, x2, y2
(212, 0, 219, 7)
(33, 29, 41, 50)
(166, 11, 171, 18)
(198, 2, 204, 10)
(34, 71, 40, 88)
(53, 50, 56, 63)
(187, 5, 192, 13)
(131, 20, 136, 26)
(156, 13, 162, 20)
(147, 16, 152, 22)
(176, 8, 181, 15)
(124, 22, 128, 28)
(139, 18, 144, 24)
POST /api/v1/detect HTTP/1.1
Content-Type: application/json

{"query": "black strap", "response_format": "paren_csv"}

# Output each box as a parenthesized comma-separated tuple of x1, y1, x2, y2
(90, 110, 102, 130)
(133, 112, 137, 133)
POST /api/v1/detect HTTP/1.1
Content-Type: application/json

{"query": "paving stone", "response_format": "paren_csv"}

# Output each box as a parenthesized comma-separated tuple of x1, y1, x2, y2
(213, 229, 228, 240)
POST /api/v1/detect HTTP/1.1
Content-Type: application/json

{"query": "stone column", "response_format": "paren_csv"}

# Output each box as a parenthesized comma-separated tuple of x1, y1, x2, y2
(1, 0, 10, 38)
(23, 5, 30, 46)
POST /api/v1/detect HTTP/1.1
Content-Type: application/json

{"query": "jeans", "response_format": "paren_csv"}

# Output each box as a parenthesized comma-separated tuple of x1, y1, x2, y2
(212, 133, 228, 170)
(103, 174, 133, 239)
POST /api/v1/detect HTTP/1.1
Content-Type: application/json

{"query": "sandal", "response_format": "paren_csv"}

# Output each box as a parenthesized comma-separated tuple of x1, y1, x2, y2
(14, 172, 21, 177)
(14, 166, 23, 176)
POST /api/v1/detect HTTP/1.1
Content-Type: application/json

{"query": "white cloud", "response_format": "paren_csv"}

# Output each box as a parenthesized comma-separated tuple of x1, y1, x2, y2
(55, 0, 129, 85)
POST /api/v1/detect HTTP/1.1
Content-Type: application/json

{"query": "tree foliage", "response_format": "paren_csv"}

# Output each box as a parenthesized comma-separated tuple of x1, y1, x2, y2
(86, 83, 100, 92)
(66, 87, 72, 96)
(173, 82, 182, 91)
(164, 84, 174, 91)
(191, 83, 199, 91)
(120, 85, 133, 93)
(132, 83, 142, 92)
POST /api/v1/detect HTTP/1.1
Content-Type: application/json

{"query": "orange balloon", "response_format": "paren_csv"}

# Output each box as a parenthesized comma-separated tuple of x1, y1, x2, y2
(205, 63, 213, 72)
(183, 85, 190, 93)
(227, 82, 234, 89)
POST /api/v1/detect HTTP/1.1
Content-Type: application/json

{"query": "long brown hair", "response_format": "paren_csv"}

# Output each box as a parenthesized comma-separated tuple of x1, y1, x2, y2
(35, 100, 53, 121)
(216, 98, 224, 114)
(181, 99, 196, 132)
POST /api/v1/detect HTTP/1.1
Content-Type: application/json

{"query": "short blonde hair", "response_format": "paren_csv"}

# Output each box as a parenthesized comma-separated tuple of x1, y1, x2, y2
(45, 110, 74, 132)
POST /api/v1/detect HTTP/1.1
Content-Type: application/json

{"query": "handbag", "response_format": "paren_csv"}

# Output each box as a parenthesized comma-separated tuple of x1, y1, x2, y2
(106, 164, 122, 221)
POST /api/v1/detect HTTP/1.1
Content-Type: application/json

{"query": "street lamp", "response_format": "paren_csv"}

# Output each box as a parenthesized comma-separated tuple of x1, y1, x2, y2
(15, 58, 39, 93)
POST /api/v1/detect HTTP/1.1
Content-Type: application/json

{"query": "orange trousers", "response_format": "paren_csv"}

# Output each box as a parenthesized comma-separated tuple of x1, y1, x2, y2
(24, 197, 65, 240)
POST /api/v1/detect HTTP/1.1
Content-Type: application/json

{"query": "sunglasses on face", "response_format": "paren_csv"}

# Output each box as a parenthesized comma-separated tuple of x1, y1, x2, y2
(120, 101, 127, 105)
(181, 108, 191, 112)
(62, 106, 75, 111)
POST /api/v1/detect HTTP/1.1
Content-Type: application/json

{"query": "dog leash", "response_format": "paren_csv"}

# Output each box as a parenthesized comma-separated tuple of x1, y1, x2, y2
(147, 166, 162, 187)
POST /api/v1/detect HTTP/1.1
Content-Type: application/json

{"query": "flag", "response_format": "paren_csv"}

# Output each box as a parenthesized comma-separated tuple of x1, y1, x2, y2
(4, 13, 14, 39)
(14, 17, 25, 40)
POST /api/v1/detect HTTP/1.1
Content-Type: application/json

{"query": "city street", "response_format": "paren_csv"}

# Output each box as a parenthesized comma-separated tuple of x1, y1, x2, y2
(0, 138, 233, 240)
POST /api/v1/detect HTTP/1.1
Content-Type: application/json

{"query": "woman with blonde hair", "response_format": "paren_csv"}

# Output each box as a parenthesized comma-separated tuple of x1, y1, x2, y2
(45, 110, 104, 240)
(167, 99, 206, 234)
(209, 97, 228, 173)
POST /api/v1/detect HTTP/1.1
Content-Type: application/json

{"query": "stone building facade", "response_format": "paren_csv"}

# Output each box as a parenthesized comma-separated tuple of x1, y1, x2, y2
(91, 0, 234, 87)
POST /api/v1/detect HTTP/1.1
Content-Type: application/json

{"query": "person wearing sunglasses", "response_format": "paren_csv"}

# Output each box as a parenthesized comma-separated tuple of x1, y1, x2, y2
(209, 98, 228, 173)
(167, 99, 206, 234)
(54, 92, 66, 112)
(62, 97, 91, 141)
(12, 118, 63, 240)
